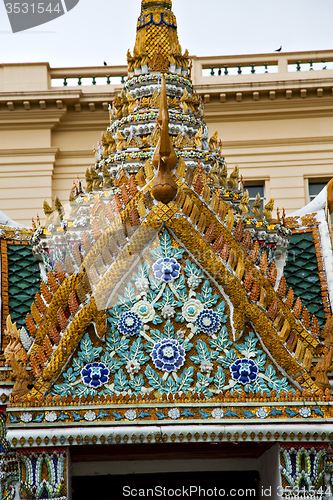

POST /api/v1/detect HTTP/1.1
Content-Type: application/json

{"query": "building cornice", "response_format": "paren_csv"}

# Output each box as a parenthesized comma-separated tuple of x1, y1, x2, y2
(6, 423, 333, 448)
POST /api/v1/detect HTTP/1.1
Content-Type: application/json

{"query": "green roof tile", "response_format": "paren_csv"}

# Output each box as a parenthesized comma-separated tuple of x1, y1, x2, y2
(7, 244, 41, 329)
(284, 232, 326, 327)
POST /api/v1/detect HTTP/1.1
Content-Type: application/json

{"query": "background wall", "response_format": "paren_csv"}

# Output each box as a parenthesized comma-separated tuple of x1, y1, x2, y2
(0, 51, 332, 226)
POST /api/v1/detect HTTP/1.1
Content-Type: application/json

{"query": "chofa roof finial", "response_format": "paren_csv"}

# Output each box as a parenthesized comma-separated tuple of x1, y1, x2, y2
(151, 74, 178, 204)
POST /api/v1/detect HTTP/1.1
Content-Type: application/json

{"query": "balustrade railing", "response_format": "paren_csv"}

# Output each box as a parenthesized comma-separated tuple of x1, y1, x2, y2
(198, 50, 333, 81)
(49, 66, 128, 88)
(51, 76, 126, 87)
(202, 63, 278, 77)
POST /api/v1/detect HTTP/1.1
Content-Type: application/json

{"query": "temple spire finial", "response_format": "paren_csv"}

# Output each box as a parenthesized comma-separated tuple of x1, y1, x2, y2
(128, 0, 189, 76)
(151, 74, 178, 204)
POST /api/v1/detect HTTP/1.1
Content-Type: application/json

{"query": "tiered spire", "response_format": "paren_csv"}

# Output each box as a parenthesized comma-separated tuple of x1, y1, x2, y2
(127, 0, 189, 75)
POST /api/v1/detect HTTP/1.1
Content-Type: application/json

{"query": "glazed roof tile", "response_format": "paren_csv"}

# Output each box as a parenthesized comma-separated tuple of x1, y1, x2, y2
(284, 232, 326, 327)
(7, 244, 41, 330)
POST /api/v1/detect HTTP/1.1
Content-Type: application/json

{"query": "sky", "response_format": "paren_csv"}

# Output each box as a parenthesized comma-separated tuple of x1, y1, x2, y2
(0, 0, 332, 67)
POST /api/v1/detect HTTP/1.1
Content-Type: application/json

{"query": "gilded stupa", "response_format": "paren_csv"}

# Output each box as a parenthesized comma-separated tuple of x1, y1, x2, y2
(1, 0, 333, 498)
(130, 0, 188, 73)
(98, 0, 220, 182)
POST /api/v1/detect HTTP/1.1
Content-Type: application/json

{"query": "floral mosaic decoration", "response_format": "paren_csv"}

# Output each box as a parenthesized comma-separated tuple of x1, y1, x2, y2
(52, 230, 296, 400)
(20, 450, 67, 500)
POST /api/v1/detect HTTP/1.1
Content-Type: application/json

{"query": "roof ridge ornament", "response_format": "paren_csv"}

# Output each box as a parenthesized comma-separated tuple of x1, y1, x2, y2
(151, 74, 178, 204)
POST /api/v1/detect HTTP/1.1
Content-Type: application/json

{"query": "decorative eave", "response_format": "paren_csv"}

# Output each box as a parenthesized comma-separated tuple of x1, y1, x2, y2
(6, 422, 333, 449)
(0, 226, 32, 242)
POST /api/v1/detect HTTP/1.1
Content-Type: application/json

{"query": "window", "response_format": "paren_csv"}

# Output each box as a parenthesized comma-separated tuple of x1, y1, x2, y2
(309, 181, 328, 202)
(244, 183, 265, 213)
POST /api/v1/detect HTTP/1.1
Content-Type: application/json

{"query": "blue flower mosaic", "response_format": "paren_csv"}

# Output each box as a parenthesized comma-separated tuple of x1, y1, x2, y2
(118, 311, 143, 336)
(153, 257, 181, 282)
(81, 362, 109, 389)
(196, 309, 221, 335)
(230, 358, 259, 385)
(52, 230, 297, 403)
(151, 338, 185, 373)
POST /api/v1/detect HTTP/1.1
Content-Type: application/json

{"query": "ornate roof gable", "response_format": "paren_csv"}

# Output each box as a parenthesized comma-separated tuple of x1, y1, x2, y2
(4, 0, 333, 430)
(5, 153, 332, 425)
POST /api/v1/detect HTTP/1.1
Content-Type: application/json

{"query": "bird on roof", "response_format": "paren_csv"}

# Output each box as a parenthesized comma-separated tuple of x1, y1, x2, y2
(104, 61, 107, 66)
(275, 46, 282, 52)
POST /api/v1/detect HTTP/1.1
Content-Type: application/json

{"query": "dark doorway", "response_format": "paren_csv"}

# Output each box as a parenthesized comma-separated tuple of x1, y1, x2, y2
(72, 470, 260, 500)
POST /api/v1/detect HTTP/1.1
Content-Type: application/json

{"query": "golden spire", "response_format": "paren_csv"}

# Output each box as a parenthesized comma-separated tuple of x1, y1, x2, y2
(141, 0, 173, 12)
(151, 74, 178, 204)
(128, 0, 188, 74)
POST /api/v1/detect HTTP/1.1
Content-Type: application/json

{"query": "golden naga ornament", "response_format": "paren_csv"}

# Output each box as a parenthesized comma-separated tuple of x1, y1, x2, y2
(127, 49, 135, 73)
(150, 89, 161, 109)
(114, 95, 123, 120)
(208, 162, 228, 188)
(4, 315, 33, 399)
(43, 199, 55, 225)
(239, 189, 250, 215)
(150, 126, 160, 148)
(207, 160, 220, 186)
(85, 166, 94, 192)
(151, 74, 178, 204)
(194, 126, 203, 149)
(228, 165, 240, 189)
(116, 130, 126, 151)
(179, 88, 189, 113)
(101, 131, 116, 157)
(100, 132, 109, 158)
(127, 91, 137, 114)
(251, 193, 262, 219)
(209, 130, 218, 150)
(263, 198, 275, 221)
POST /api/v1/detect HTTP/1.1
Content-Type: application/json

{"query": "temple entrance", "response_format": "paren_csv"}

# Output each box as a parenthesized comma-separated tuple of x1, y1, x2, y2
(71, 442, 279, 500)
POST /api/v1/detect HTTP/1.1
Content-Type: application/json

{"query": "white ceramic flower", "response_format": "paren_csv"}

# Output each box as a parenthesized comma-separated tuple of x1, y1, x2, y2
(256, 408, 268, 419)
(132, 300, 155, 323)
(187, 276, 201, 290)
(84, 411, 96, 422)
(168, 408, 180, 420)
(299, 407, 311, 418)
(135, 277, 149, 293)
(45, 411, 57, 423)
(20, 412, 33, 423)
(126, 359, 140, 375)
(161, 305, 176, 319)
(177, 330, 186, 339)
(125, 410, 137, 421)
(182, 299, 204, 323)
(211, 408, 224, 419)
(200, 360, 213, 374)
